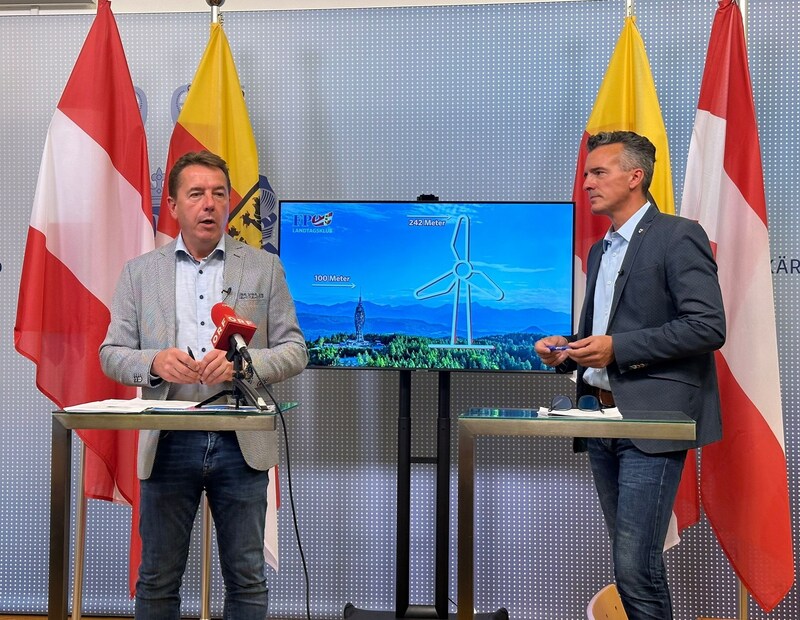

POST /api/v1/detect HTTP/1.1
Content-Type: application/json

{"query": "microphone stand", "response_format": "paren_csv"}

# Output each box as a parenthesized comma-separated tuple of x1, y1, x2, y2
(195, 348, 271, 411)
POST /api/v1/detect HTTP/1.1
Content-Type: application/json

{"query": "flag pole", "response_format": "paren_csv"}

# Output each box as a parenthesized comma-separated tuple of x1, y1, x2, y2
(72, 443, 88, 620)
(736, 13, 749, 620)
(735, 4, 749, 615)
(200, 501, 212, 620)
(738, 585, 749, 620)
(733, 26, 747, 617)
(626, 0, 633, 18)
(209, 0, 224, 23)
(199, 7, 223, 620)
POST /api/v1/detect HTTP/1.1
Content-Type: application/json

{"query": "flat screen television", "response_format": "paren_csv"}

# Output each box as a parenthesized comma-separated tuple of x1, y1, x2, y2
(278, 201, 574, 371)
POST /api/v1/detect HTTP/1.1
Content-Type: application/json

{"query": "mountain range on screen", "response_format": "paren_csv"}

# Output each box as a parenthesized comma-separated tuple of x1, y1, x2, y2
(297, 299, 570, 341)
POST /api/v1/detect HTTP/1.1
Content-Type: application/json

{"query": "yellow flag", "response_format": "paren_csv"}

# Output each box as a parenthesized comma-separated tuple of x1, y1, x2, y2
(158, 22, 264, 248)
(571, 16, 675, 314)
(573, 16, 675, 275)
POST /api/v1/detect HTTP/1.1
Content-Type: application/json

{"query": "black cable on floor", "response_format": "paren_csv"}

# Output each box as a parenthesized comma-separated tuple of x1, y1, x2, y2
(253, 366, 312, 620)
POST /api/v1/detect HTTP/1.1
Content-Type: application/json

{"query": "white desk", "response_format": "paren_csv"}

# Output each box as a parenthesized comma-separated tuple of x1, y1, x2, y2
(456, 407, 696, 619)
(49, 406, 293, 620)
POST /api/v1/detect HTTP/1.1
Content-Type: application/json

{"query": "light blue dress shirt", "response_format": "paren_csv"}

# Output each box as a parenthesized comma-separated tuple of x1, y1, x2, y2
(583, 202, 650, 391)
(168, 234, 226, 403)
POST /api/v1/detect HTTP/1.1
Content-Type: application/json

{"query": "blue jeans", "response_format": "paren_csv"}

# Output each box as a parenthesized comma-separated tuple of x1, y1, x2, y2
(135, 431, 270, 620)
(587, 438, 687, 620)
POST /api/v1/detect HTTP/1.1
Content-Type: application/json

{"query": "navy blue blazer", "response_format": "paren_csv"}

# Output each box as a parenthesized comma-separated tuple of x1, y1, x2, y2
(567, 205, 726, 453)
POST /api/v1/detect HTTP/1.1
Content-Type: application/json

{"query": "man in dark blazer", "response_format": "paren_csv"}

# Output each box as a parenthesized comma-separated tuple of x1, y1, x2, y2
(536, 131, 725, 620)
(100, 151, 307, 619)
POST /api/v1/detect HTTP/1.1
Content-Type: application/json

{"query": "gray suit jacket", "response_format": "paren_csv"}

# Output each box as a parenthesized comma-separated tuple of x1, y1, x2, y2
(100, 235, 308, 478)
(568, 205, 726, 453)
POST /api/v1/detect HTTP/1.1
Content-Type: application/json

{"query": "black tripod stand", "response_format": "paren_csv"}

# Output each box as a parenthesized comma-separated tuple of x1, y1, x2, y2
(195, 347, 272, 411)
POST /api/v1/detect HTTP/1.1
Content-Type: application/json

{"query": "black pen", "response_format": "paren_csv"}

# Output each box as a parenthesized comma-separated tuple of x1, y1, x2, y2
(187, 346, 202, 383)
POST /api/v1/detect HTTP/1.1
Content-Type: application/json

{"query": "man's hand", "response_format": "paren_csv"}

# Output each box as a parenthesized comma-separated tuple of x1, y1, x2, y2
(567, 335, 615, 368)
(534, 336, 571, 367)
(152, 348, 201, 384)
(198, 349, 234, 385)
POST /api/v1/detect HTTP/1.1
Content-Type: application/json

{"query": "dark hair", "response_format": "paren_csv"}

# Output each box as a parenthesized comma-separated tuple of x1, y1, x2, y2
(167, 150, 231, 199)
(587, 131, 656, 195)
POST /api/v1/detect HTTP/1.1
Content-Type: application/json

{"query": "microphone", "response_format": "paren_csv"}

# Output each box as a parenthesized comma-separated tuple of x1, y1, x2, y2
(211, 303, 257, 362)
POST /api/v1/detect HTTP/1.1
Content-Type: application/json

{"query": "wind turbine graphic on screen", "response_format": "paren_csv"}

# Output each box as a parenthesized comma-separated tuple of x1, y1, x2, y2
(414, 215, 504, 348)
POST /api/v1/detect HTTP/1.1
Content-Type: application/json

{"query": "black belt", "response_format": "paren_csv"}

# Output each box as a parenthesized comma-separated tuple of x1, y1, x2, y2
(593, 387, 616, 407)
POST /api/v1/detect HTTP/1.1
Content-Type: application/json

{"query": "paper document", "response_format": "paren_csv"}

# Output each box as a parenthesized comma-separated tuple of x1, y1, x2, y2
(64, 398, 199, 413)
(537, 406, 623, 419)
(151, 404, 277, 414)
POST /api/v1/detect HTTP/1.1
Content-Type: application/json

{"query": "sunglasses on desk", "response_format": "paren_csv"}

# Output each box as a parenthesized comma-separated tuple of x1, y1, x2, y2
(548, 394, 604, 413)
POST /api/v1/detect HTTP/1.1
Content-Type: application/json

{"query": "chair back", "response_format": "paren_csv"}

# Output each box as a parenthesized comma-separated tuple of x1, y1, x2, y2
(586, 583, 628, 620)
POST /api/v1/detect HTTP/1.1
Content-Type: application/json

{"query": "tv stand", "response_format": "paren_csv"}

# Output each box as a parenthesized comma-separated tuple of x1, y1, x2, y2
(343, 371, 507, 620)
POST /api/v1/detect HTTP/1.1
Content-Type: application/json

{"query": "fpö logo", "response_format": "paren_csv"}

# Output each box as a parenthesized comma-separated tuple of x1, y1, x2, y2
(292, 211, 334, 233)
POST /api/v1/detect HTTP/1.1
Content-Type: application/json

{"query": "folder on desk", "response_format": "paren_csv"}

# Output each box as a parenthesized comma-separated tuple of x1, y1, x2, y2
(64, 398, 276, 415)
(64, 398, 199, 413)
(150, 404, 276, 415)
(537, 406, 623, 419)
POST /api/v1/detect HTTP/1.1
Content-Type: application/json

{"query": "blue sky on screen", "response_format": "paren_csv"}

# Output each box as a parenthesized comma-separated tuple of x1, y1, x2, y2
(279, 201, 573, 316)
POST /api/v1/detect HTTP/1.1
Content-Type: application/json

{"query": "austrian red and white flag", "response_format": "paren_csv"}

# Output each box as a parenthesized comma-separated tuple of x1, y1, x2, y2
(681, 0, 794, 611)
(14, 0, 153, 597)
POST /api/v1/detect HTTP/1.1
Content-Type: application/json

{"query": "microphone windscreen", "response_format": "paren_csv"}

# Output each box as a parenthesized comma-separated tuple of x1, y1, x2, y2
(212, 302, 236, 327)
(210, 304, 258, 352)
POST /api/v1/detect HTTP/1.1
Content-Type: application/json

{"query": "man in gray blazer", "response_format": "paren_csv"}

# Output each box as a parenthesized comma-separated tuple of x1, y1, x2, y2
(100, 151, 307, 620)
(536, 131, 725, 620)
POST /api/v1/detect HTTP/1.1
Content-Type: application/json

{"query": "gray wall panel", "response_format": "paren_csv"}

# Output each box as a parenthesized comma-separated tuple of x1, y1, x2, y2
(1, 1, 798, 618)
